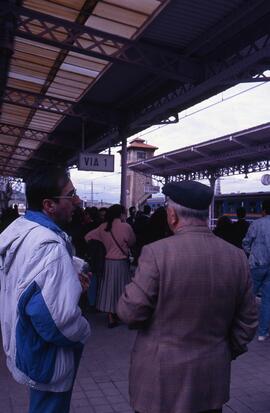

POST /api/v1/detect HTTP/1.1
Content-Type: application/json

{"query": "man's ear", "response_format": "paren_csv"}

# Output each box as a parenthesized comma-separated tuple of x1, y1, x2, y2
(42, 198, 56, 215)
(167, 206, 179, 228)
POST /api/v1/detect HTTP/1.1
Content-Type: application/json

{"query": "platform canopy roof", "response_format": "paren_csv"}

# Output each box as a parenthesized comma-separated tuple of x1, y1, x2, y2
(128, 122, 270, 181)
(0, 0, 270, 179)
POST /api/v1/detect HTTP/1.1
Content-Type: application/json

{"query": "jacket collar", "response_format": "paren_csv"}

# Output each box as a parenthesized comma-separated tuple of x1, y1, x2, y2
(25, 210, 73, 256)
(174, 224, 211, 235)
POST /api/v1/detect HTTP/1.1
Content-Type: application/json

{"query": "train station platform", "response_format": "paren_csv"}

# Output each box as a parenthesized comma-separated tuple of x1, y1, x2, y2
(1, 312, 270, 413)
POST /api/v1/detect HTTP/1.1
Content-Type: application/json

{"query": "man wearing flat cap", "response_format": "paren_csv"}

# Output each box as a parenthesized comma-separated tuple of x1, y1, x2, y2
(117, 180, 257, 413)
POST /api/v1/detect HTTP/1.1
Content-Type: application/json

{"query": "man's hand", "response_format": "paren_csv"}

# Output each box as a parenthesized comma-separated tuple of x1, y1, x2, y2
(79, 273, 91, 293)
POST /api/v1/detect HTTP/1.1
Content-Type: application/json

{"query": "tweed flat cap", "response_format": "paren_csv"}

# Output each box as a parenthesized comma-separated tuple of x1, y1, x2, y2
(162, 180, 213, 210)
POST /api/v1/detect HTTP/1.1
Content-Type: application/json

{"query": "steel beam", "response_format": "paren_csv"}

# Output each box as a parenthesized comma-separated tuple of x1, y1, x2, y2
(0, 141, 33, 156)
(156, 140, 270, 175)
(166, 159, 270, 181)
(3, 87, 117, 125)
(0, 122, 48, 141)
(220, 76, 270, 85)
(0, 122, 79, 152)
(131, 34, 270, 127)
(0, 4, 200, 83)
(0, 141, 65, 164)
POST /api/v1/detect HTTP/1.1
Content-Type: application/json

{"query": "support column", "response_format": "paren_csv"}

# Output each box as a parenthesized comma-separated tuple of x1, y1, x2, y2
(208, 176, 216, 229)
(0, 6, 15, 106)
(120, 134, 127, 208)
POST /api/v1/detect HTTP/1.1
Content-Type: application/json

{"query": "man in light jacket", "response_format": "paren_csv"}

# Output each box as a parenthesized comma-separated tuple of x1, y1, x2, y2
(117, 180, 258, 413)
(0, 167, 90, 413)
(243, 199, 270, 341)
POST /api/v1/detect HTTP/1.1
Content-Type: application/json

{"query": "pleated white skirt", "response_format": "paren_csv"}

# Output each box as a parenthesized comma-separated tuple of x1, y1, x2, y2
(96, 259, 131, 313)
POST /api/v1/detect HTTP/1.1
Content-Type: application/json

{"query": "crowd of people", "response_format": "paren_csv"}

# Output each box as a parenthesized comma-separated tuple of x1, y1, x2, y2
(0, 204, 19, 233)
(59, 202, 173, 326)
(213, 206, 250, 247)
(0, 166, 268, 413)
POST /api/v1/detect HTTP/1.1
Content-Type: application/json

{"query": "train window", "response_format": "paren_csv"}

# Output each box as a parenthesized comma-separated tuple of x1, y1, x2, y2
(214, 200, 223, 217)
(249, 201, 256, 213)
(228, 202, 235, 213)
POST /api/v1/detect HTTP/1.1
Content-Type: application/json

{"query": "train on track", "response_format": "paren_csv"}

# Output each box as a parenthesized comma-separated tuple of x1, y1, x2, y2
(147, 192, 270, 222)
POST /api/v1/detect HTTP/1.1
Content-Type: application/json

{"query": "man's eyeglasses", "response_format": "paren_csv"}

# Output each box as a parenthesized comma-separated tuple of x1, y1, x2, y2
(53, 189, 78, 200)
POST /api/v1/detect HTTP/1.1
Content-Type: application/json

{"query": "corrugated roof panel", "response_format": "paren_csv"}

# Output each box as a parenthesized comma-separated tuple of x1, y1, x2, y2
(8, 72, 44, 86)
(14, 37, 60, 57)
(64, 54, 107, 72)
(0, 135, 18, 146)
(53, 72, 90, 87)
(144, 0, 243, 49)
(48, 80, 86, 94)
(1, 104, 31, 127)
(28, 111, 63, 132)
(7, 78, 42, 93)
(106, 0, 164, 15)
(46, 88, 80, 100)
(93, 2, 148, 27)
(0, 152, 26, 161)
(18, 139, 42, 149)
(85, 15, 137, 39)
(10, 59, 52, 74)
(60, 62, 99, 77)
(23, 0, 83, 21)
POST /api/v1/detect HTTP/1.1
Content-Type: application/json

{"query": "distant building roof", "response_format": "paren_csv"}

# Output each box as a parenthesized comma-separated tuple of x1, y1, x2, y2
(128, 122, 270, 181)
(128, 138, 158, 151)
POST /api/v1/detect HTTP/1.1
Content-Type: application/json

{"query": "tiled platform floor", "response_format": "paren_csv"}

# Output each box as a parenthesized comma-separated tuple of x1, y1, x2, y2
(1, 312, 270, 413)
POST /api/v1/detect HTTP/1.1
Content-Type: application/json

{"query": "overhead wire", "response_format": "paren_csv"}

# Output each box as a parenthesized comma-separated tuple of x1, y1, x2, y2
(131, 80, 268, 142)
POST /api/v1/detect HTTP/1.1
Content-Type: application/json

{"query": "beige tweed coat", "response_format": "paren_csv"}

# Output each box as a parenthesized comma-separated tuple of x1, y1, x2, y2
(117, 225, 258, 413)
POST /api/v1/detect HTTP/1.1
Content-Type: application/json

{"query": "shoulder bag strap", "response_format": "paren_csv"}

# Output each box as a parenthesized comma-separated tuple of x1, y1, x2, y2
(110, 230, 128, 258)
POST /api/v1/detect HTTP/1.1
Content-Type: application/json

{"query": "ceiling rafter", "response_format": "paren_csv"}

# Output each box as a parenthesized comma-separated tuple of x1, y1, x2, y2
(0, 122, 48, 142)
(0, 144, 58, 163)
(0, 141, 34, 157)
(0, 123, 76, 150)
(3, 87, 113, 124)
(1, 4, 201, 83)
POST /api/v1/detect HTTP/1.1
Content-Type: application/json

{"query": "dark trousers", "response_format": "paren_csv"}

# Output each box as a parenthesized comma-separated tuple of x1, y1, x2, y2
(29, 346, 83, 413)
(200, 410, 222, 413)
(29, 389, 73, 413)
(135, 410, 222, 413)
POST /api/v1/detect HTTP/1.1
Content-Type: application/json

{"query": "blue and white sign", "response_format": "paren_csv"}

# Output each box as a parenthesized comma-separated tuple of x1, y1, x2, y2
(79, 153, 114, 172)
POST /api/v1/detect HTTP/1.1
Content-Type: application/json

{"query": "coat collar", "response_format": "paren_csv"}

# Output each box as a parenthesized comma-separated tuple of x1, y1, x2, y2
(174, 224, 211, 236)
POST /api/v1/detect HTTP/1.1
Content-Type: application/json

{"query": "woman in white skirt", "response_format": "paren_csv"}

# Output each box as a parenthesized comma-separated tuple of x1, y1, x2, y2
(85, 204, 136, 327)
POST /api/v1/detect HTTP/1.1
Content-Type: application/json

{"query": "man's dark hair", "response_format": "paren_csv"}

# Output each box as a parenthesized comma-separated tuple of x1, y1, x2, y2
(262, 199, 270, 215)
(26, 166, 70, 211)
(236, 207, 246, 219)
(143, 205, 151, 215)
(129, 206, 136, 215)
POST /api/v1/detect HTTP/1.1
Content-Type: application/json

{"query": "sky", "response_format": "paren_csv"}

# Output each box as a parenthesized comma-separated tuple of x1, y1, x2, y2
(70, 78, 270, 204)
